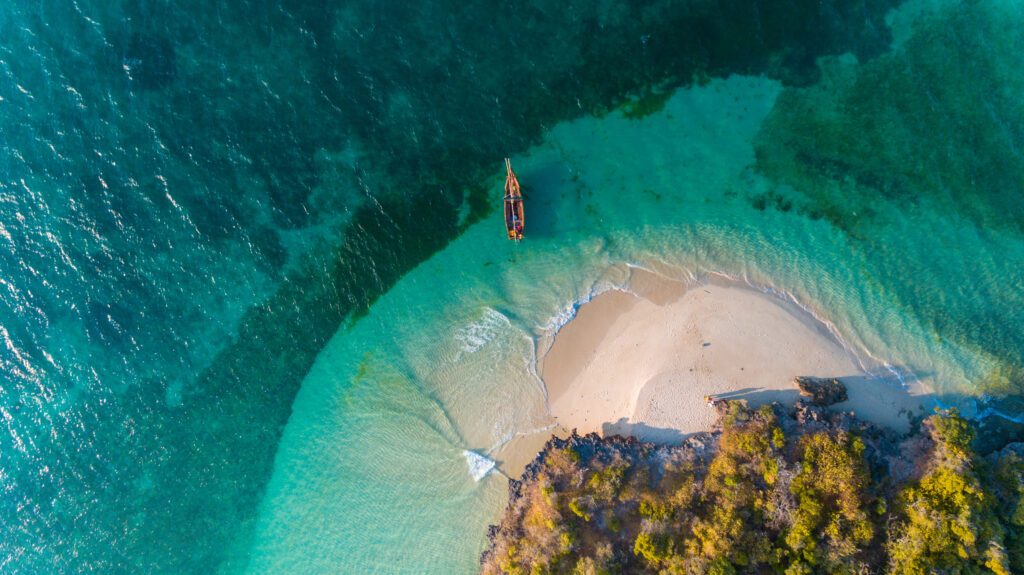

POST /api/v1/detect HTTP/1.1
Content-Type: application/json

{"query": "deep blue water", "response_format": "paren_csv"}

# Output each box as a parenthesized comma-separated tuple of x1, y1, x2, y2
(1, 0, 1022, 572)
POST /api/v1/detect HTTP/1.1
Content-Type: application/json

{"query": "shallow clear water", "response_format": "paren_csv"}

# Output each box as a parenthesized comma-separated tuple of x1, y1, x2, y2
(1, 0, 1022, 573)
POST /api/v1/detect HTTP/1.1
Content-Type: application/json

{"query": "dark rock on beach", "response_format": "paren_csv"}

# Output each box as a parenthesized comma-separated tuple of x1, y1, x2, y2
(793, 375, 848, 406)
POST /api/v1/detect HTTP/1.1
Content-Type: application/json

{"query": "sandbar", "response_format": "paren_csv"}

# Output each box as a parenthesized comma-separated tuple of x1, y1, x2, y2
(540, 271, 931, 443)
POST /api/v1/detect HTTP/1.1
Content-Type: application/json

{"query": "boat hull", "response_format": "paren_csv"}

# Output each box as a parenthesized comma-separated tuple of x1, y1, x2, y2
(504, 158, 524, 240)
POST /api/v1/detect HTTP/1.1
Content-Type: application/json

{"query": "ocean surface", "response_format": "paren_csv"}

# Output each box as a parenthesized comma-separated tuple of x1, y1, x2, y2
(1, 0, 1022, 572)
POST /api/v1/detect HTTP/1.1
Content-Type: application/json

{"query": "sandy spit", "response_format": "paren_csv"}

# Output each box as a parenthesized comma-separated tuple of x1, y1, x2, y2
(540, 271, 931, 444)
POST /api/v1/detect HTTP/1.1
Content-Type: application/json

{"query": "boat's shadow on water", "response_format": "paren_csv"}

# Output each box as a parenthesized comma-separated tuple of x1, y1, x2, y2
(517, 161, 578, 239)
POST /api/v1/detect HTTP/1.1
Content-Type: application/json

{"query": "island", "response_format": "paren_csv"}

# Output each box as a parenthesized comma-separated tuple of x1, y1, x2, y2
(481, 274, 1024, 574)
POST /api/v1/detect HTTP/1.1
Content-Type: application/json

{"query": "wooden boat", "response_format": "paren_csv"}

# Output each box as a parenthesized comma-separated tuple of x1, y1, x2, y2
(504, 158, 524, 241)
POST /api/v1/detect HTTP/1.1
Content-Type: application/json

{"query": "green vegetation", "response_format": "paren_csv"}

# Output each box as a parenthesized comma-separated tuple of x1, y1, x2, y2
(888, 415, 1008, 574)
(481, 403, 1024, 574)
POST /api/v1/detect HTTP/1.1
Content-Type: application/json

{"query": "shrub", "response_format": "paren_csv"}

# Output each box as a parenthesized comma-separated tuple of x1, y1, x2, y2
(888, 414, 1007, 574)
(568, 498, 590, 522)
(784, 431, 874, 571)
(634, 531, 674, 565)
(990, 451, 1024, 573)
(587, 464, 628, 500)
(930, 409, 975, 461)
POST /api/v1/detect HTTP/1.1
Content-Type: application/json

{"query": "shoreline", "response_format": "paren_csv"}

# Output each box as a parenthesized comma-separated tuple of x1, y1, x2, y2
(538, 269, 932, 444)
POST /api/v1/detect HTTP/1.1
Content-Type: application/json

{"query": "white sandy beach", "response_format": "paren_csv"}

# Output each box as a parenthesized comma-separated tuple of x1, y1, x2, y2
(540, 272, 931, 443)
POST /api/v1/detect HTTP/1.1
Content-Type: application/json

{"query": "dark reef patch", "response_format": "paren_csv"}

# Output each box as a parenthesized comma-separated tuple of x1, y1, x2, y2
(753, 2, 1024, 397)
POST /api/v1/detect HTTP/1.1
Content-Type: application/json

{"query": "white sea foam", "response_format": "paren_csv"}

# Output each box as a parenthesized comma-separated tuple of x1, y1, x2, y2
(462, 450, 496, 481)
(454, 307, 512, 354)
(489, 422, 560, 455)
(536, 282, 621, 336)
(538, 302, 578, 334)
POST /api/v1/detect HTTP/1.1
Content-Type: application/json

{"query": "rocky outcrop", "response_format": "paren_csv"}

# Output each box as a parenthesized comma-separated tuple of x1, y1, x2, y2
(793, 375, 848, 406)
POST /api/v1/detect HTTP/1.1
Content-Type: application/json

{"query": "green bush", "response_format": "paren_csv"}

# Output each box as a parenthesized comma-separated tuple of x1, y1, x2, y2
(568, 498, 590, 522)
(931, 409, 975, 461)
(587, 464, 627, 500)
(786, 430, 873, 570)
(990, 451, 1024, 572)
(888, 413, 1008, 575)
(634, 532, 674, 565)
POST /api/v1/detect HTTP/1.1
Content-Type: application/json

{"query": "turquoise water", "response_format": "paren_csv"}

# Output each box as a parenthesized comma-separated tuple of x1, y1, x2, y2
(2, 0, 1022, 572)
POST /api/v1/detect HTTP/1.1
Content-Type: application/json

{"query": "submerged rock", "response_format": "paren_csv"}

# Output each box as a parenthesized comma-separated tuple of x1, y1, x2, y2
(793, 375, 848, 406)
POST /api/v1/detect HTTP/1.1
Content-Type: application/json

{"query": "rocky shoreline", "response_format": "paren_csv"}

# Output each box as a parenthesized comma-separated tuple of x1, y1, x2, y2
(480, 380, 1024, 574)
